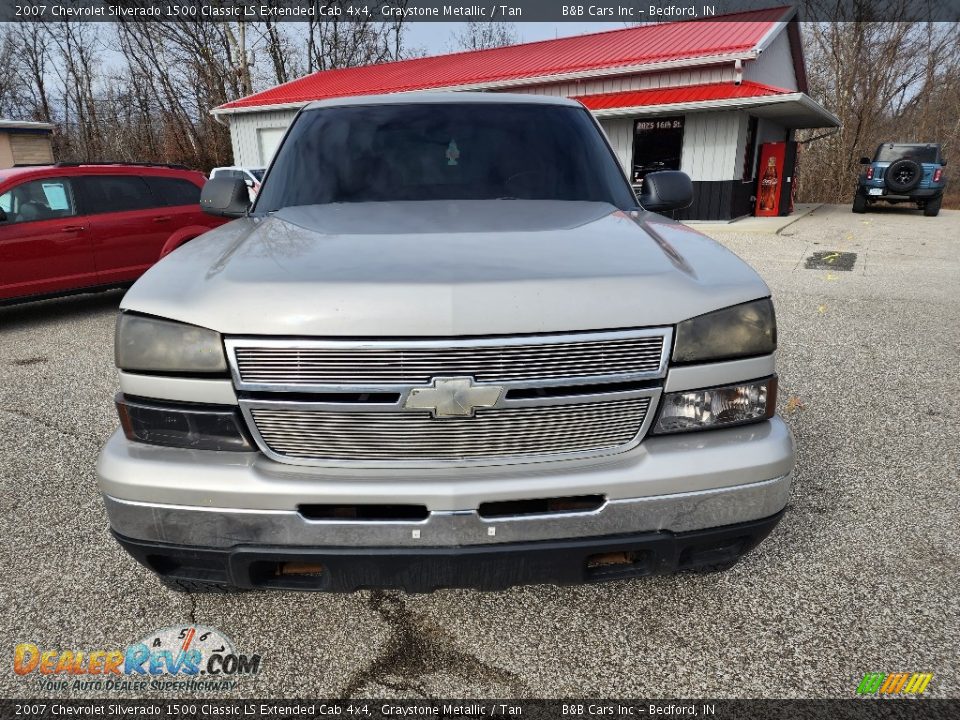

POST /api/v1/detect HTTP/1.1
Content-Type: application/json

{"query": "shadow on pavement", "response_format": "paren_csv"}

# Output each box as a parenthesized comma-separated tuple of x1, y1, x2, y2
(0, 288, 126, 331)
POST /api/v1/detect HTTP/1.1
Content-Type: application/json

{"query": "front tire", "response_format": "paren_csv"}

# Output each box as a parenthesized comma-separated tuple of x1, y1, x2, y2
(923, 196, 942, 217)
(852, 191, 868, 214)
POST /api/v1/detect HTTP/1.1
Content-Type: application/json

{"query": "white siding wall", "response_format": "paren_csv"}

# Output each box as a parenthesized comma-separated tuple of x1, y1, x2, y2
(598, 118, 634, 176)
(743, 30, 798, 90)
(228, 109, 300, 167)
(602, 111, 748, 183)
(680, 111, 744, 181)
(227, 107, 753, 184)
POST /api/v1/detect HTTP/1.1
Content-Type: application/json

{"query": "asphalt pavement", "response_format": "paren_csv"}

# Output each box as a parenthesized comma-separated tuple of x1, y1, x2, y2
(1, 204, 957, 699)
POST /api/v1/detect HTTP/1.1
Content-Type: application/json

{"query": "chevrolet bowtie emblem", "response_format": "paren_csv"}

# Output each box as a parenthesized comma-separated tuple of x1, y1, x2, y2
(403, 377, 504, 418)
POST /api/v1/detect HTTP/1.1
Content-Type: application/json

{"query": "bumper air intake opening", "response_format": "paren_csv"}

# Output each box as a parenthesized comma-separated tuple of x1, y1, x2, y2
(298, 504, 430, 521)
(585, 550, 653, 581)
(478, 494, 605, 519)
(677, 536, 749, 570)
(143, 553, 230, 583)
(248, 561, 330, 589)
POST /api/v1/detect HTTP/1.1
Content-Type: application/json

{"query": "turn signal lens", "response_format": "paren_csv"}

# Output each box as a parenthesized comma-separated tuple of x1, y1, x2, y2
(116, 395, 253, 451)
(652, 377, 777, 435)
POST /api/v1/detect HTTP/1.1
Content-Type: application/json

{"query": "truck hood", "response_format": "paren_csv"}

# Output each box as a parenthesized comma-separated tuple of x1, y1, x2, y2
(121, 200, 770, 336)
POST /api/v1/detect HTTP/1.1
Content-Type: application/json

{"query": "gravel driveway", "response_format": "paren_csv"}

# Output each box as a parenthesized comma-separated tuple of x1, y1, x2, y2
(1, 204, 957, 699)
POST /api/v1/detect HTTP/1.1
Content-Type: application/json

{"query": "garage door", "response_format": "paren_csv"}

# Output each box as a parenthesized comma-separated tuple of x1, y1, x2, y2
(257, 128, 286, 166)
(10, 133, 54, 166)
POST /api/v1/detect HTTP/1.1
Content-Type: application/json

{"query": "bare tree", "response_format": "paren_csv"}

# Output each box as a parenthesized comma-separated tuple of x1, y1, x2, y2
(305, 2, 408, 72)
(452, 21, 517, 51)
(798, 10, 960, 205)
(1, 24, 55, 124)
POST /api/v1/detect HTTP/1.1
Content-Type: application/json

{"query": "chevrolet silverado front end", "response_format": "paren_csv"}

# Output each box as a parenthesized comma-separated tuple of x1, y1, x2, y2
(97, 93, 794, 592)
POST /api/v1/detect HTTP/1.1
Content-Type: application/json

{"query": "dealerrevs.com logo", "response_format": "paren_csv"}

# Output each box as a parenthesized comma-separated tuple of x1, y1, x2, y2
(13, 625, 261, 693)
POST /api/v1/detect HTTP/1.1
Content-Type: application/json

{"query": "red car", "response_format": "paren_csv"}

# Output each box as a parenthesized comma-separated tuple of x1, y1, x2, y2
(0, 163, 227, 304)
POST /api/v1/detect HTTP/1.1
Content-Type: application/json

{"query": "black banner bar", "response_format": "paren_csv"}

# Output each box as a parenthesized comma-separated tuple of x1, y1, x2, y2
(0, 0, 958, 23)
(1, 700, 958, 720)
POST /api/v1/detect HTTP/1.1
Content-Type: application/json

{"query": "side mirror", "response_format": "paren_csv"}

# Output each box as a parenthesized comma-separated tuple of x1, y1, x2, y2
(859, 157, 871, 165)
(637, 170, 694, 213)
(940, 159, 947, 167)
(200, 177, 250, 218)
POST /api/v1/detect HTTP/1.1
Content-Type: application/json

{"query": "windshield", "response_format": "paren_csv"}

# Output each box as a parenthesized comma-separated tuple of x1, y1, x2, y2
(874, 145, 939, 163)
(255, 103, 636, 212)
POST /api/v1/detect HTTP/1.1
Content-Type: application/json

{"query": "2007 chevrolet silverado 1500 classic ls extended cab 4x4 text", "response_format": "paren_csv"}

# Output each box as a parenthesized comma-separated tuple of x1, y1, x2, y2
(97, 93, 794, 592)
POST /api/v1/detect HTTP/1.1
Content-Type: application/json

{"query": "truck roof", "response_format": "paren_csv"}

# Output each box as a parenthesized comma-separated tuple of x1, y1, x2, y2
(304, 91, 581, 111)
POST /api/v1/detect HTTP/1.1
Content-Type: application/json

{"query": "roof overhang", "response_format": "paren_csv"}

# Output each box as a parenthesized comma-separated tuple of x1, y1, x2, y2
(589, 92, 840, 129)
(0, 119, 54, 132)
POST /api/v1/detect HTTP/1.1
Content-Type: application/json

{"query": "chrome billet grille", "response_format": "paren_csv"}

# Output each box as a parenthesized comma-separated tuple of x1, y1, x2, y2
(231, 331, 668, 389)
(249, 397, 650, 462)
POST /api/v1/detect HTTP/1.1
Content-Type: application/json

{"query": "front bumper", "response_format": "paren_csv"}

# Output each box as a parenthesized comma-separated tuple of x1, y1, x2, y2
(103, 472, 791, 548)
(113, 511, 785, 592)
(98, 417, 794, 589)
(862, 186, 944, 200)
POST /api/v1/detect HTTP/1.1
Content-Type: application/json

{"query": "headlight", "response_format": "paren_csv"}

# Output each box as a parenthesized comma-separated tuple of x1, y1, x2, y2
(115, 313, 227, 374)
(652, 377, 777, 435)
(673, 299, 776, 363)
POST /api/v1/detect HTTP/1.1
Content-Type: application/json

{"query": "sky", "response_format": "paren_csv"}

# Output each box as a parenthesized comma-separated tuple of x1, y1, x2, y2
(406, 21, 627, 55)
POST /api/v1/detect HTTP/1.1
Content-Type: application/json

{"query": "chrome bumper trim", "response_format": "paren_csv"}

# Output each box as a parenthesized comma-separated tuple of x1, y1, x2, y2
(103, 473, 791, 549)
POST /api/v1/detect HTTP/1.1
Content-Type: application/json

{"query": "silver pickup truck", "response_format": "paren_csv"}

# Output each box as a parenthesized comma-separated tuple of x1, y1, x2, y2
(97, 93, 794, 592)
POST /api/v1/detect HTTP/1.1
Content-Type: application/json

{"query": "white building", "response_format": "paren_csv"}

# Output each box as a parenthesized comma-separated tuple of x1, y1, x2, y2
(212, 5, 838, 220)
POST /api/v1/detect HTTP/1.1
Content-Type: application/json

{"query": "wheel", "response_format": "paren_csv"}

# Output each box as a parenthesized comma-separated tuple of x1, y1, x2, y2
(884, 159, 922, 193)
(158, 576, 244, 594)
(923, 196, 942, 217)
(852, 191, 868, 213)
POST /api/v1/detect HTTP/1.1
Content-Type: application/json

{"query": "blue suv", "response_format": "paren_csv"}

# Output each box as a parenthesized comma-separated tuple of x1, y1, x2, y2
(854, 143, 947, 216)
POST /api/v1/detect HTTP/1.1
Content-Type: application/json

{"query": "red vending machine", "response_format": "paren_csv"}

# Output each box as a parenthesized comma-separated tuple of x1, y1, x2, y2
(755, 141, 798, 217)
(755, 142, 785, 216)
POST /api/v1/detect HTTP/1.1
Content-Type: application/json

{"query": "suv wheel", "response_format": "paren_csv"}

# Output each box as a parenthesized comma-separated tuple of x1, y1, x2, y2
(884, 159, 923, 193)
(852, 191, 868, 214)
(923, 196, 942, 217)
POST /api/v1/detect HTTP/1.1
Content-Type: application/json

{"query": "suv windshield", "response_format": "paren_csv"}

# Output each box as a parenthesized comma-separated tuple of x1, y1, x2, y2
(874, 144, 939, 164)
(255, 103, 636, 212)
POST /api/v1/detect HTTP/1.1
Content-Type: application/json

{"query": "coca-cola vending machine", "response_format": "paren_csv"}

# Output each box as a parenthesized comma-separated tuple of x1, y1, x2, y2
(755, 141, 798, 217)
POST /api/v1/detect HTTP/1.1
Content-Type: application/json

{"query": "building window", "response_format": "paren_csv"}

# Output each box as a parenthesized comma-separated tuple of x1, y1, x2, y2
(631, 116, 684, 186)
(742, 116, 759, 180)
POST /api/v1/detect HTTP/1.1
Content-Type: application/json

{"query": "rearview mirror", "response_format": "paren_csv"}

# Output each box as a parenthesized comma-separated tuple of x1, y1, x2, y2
(637, 171, 694, 213)
(200, 177, 250, 218)
(859, 157, 871, 165)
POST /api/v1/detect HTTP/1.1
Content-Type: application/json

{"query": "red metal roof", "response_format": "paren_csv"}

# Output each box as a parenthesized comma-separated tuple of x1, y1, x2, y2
(217, 6, 793, 112)
(575, 81, 791, 111)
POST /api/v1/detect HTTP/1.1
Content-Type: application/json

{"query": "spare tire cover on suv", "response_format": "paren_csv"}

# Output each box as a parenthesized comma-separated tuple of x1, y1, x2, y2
(884, 158, 922, 193)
